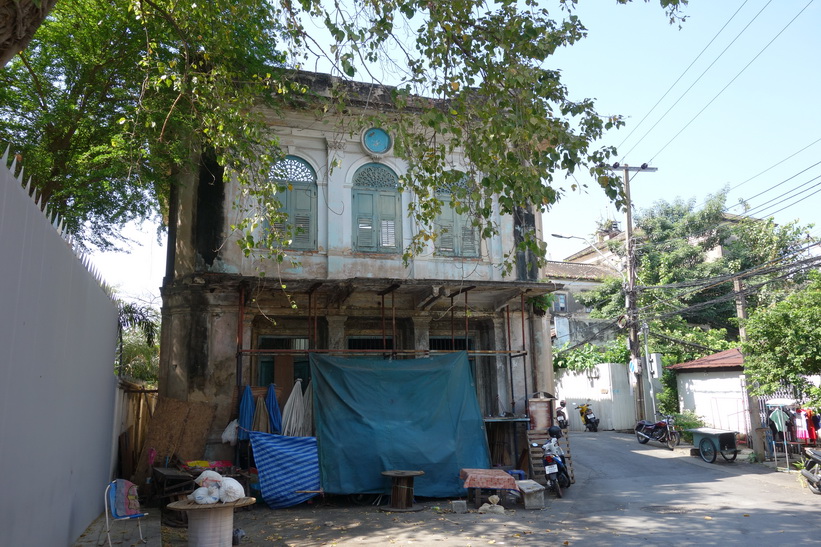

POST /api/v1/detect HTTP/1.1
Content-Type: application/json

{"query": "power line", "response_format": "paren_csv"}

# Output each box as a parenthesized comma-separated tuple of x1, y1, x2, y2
(648, 0, 814, 163)
(725, 136, 821, 195)
(642, 254, 821, 322)
(615, 0, 751, 159)
(620, 0, 773, 161)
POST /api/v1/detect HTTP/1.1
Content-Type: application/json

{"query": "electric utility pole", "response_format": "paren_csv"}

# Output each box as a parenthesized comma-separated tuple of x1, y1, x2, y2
(735, 277, 766, 461)
(612, 163, 657, 421)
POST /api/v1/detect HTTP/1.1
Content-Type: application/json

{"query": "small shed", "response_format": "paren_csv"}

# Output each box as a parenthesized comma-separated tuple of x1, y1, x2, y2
(667, 348, 748, 433)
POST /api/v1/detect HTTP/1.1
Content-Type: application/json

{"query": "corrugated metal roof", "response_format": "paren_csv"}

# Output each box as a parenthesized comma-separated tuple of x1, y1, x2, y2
(667, 348, 743, 371)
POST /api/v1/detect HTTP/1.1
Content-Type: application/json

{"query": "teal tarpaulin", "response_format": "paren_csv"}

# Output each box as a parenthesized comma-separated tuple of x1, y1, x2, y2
(310, 351, 491, 497)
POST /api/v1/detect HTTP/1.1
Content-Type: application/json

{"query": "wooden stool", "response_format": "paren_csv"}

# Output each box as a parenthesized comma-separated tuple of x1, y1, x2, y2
(380, 470, 424, 512)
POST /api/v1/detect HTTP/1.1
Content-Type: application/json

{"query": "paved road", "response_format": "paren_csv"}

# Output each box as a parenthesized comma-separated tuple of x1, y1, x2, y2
(79, 431, 818, 546)
(555, 431, 816, 545)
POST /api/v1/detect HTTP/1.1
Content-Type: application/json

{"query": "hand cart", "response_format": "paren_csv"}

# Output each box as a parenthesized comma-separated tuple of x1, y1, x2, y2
(686, 428, 738, 463)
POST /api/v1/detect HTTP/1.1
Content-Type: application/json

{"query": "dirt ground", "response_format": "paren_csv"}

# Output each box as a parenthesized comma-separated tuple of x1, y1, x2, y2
(159, 494, 567, 546)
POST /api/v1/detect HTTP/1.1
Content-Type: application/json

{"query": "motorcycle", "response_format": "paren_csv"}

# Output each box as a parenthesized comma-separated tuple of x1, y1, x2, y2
(574, 401, 600, 432)
(635, 413, 680, 450)
(801, 447, 821, 494)
(536, 425, 571, 498)
(555, 400, 568, 429)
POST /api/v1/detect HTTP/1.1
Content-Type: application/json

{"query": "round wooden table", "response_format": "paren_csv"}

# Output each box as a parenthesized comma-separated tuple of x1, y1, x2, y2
(166, 497, 256, 546)
(381, 470, 424, 512)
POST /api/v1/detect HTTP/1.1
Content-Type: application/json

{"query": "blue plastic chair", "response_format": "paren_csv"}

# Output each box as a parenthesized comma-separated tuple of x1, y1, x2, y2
(104, 479, 148, 546)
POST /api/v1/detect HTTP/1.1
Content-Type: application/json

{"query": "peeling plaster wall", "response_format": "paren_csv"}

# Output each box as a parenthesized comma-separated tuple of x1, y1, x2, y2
(159, 87, 553, 452)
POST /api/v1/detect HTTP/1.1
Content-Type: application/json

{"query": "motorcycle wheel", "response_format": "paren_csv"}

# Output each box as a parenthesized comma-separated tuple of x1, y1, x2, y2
(558, 470, 571, 489)
(666, 431, 679, 450)
(806, 462, 821, 495)
(591, 422, 598, 432)
(553, 479, 563, 498)
(636, 429, 650, 444)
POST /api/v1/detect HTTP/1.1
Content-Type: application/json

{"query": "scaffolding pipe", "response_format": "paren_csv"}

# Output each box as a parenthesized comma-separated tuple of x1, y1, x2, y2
(521, 293, 529, 413)
(239, 348, 528, 357)
(236, 284, 245, 387)
(308, 291, 313, 349)
(506, 305, 514, 414)
(451, 296, 455, 347)
(381, 294, 386, 350)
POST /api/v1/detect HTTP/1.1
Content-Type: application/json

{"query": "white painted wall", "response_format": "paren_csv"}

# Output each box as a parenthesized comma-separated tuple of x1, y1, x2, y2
(676, 370, 748, 433)
(0, 156, 118, 546)
(555, 363, 636, 431)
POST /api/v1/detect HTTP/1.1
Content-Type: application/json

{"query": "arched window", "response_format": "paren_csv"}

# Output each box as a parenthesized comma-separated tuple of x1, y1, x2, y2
(435, 175, 480, 258)
(352, 163, 401, 253)
(268, 155, 317, 250)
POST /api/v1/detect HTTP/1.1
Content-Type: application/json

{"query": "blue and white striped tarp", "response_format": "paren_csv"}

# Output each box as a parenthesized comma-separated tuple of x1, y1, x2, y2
(250, 432, 320, 508)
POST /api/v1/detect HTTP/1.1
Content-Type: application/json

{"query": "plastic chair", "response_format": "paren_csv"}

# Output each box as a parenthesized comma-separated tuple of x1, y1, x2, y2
(104, 479, 148, 546)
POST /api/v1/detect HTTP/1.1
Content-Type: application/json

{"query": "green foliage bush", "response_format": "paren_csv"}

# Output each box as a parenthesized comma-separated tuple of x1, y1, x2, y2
(674, 410, 706, 444)
(656, 369, 679, 415)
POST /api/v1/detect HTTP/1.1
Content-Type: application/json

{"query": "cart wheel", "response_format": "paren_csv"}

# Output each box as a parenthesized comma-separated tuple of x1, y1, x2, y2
(806, 462, 821, 495)
(699, 438, 717, 463)
(720, 449, 737, 462)
(666, 431, 680, 451)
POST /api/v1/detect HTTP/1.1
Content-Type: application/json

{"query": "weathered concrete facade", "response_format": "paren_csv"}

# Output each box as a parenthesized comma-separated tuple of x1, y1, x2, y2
(159, 72, 557, 457)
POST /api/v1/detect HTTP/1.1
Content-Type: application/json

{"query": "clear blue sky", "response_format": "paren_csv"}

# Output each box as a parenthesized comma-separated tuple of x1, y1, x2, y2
(544, 0, 820, 259)
(93, 0, 821, 299)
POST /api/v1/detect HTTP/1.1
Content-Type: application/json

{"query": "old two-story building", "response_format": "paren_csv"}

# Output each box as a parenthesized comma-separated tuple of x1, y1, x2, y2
(158, 72, 559, 458)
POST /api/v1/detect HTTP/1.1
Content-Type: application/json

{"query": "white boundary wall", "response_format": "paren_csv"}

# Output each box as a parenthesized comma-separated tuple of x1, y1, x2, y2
(0, 154, 118, 546)
(676, 370, 748, 433)
(555, 363, 637, 431)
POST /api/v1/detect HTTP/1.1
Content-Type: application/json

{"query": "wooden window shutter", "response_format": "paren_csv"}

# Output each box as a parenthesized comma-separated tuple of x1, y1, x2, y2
(435, 200, 456, 256)
(377, 192, 399, 250)
(291, 186, 316, 249)
(354, 190, 376, 251)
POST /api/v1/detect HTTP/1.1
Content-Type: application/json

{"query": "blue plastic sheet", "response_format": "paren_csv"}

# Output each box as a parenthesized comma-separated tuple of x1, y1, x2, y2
(238, 385, 254, 441)
(265, 384, 283, 435)
(250, 432, 320, 508)
(310, 351, 490, 497)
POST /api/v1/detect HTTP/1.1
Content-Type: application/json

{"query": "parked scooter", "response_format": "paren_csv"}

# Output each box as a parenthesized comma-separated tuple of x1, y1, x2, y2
(635, 413, 680, 450)
(801, 447, 821, 494)
(574, 401, 600, 432)
(555, 400, 568, 429)
(539, 425, 571, 498)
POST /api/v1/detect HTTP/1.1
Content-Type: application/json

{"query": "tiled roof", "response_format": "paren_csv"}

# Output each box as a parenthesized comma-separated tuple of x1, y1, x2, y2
(542, 260, 620, 281)
(667, 348, 743, 371)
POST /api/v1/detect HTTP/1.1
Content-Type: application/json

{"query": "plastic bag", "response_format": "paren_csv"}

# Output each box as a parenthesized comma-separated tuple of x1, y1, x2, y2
(221, 419, 238, 446)
(219, 476, 245, 503)
(189, 486, 220, 505)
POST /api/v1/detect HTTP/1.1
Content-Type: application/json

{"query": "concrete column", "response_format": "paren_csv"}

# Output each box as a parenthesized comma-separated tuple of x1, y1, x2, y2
(326, 315, 348, 350)
(412, 315, 431, 354)
(492, 317, 511, 415)
(529, 315, 554, 396)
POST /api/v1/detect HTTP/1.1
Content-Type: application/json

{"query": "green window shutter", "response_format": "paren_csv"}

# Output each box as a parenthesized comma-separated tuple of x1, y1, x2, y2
(459, 215, 480, 258)
(268, 190, 289, 244)
(354, 190, 377, 251)
(290, 186, 316, 250)
(377, 191, 399, 251)
(267, 156, 317, 251)
(435, 199, 456, 256)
